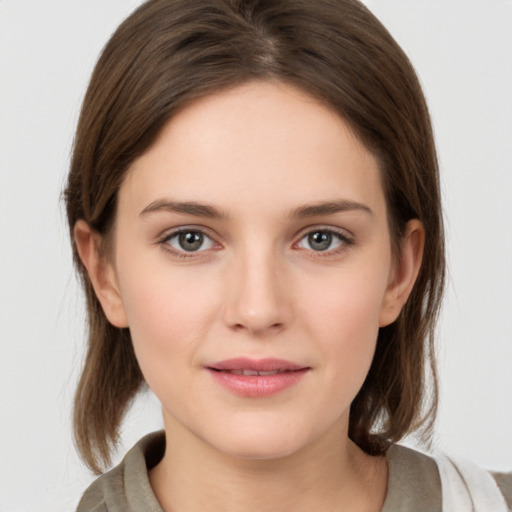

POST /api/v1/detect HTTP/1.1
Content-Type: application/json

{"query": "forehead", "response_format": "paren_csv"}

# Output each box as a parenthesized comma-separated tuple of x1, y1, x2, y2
(121, 81, 386, 217)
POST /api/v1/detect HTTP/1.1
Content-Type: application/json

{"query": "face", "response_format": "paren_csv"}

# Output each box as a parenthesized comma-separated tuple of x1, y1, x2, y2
(88, 81, 419, 460)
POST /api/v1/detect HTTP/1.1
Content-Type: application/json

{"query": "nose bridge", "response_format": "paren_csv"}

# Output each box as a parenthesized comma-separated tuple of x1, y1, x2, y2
(224, 240, 290, 334)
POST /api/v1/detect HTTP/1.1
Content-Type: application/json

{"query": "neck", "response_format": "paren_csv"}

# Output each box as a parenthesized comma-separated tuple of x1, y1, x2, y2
(149, 420, 388, 512)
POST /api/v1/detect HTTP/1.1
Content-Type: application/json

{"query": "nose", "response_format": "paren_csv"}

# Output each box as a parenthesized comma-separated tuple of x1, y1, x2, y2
(223, 249, 292, 336)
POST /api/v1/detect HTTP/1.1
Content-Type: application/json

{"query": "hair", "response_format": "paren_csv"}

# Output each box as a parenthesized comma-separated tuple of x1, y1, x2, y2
(65, 0, 445, 474)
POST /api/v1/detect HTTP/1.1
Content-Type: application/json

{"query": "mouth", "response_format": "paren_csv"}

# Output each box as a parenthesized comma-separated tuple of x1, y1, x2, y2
(211, 369, 292, 376)
(206, 358, 310, 397)
(207, 357, 308, 373)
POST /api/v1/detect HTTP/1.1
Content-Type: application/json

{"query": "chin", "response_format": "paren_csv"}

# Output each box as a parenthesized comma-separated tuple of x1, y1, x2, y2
(202, 419, 317, 461)
(220, 440, 303, 461)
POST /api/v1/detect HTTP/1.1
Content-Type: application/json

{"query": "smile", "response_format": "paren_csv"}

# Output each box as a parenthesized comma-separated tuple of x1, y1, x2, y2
(216, 369, 293, 376)
(207, 358, 310, 397)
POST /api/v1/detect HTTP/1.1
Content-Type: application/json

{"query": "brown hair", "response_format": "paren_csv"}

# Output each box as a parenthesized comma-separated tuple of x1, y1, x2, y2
(65, 0, 444, 474)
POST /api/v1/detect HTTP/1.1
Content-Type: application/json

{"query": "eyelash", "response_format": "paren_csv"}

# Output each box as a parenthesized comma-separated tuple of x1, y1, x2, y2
(294, 227, 355, 257)
(157, 226, 355, 259)
(158, 227, 220, 259)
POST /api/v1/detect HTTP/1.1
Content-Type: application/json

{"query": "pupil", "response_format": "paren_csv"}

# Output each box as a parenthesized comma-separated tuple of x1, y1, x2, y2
(179, 232, 203, 251)
(309, 231, 331, 251)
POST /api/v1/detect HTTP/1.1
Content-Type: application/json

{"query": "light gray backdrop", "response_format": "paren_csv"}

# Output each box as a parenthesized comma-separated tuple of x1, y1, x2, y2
(1, 1, 511, 510)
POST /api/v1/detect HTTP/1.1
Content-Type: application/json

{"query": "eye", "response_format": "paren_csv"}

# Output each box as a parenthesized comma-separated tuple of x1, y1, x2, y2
(163, 229, 216, 253)
(297, 229, 351, 252)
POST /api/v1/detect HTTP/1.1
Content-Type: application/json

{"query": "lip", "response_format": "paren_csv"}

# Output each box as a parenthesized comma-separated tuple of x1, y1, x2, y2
(206, 358, 310, 397)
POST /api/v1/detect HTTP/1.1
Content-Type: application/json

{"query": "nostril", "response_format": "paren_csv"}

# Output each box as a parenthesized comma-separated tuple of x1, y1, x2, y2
(231, 321, 284, 334)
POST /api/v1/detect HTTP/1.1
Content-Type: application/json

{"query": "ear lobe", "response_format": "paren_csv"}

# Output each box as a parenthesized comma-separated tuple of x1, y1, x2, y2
(379, 219, 424, 327)
(74, 220, 129, 328)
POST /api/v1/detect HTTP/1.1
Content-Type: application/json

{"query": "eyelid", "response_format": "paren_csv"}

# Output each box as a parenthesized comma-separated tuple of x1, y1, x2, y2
(293, 225, 355, 254)
(295, 224, 354, 240)
(157, 225, 222, 258)
(155, 224, 354, 259)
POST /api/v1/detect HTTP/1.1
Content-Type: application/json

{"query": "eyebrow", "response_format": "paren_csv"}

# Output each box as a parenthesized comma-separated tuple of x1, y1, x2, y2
(139, 198, 372, 221)
(139, 199, 229, 220)
(289, 200, 373, 219)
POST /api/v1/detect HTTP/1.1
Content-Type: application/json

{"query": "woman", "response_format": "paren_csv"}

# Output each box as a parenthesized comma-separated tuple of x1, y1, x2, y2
(65, 0, 511, 510)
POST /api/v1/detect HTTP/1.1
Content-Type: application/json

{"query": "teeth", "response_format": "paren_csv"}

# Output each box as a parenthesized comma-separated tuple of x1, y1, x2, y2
(225, 369, 280, 376)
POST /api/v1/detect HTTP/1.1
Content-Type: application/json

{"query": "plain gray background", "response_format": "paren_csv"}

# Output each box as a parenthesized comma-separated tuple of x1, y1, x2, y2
(1, 1, 511, 510)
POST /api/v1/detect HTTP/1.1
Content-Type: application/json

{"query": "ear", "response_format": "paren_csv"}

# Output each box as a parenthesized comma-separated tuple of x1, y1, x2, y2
(379, 219, 424, 327)
(74, 220, 129, 328)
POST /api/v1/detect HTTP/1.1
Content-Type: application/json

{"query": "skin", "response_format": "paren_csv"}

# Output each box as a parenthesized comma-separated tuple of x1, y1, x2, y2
(76, 81, 424, 511)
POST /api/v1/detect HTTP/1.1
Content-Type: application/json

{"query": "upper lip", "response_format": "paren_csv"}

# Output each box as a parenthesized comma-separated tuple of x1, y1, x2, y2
(207, 358, 308, 372)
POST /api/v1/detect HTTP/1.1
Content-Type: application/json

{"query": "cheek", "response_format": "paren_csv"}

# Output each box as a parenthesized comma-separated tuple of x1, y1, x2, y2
(300, 259, 389, 335)
(297, 262, 390, 381)
(115, 260, 222, 383)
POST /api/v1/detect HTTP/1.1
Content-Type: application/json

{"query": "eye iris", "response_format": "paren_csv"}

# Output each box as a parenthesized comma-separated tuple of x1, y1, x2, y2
(178, 232, 203, 251)
(308, 231, 332, 251)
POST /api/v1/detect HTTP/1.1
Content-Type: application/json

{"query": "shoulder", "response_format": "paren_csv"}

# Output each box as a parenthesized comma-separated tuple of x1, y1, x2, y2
(435, 452, 511, 511)
(75, 464, 123, 512)
(76, 431, 166, 512)
(492, 471, 512, 511)
(383, 444, 442, 512)
(385, 444, 512, 512)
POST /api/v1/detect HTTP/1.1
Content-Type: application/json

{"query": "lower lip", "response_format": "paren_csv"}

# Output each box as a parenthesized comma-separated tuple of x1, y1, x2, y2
(208, 369, 309, 397)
